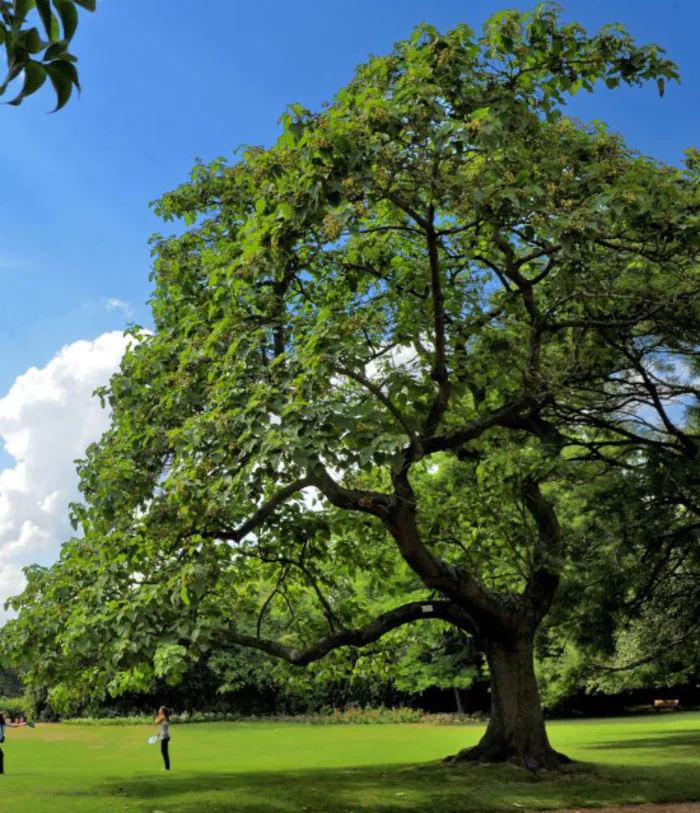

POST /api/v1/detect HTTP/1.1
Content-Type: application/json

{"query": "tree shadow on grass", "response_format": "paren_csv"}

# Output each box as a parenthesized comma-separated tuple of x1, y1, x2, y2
(77, 760, 700, 813)
(590, 732, 700, 752)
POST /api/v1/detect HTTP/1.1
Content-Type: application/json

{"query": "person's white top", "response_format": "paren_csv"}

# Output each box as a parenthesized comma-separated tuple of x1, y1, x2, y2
(159, 720, 170, 740)
(0, 723, 5, 740)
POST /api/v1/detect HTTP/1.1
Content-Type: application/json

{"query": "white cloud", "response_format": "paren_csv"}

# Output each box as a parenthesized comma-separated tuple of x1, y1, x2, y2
(104, 298, 134, 318)
(0, 332, 132, 619)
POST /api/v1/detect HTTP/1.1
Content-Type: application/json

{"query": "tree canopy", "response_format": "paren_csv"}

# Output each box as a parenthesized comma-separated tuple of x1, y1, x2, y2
(4, 3, 699, 768)
(1, 0, 95, 109)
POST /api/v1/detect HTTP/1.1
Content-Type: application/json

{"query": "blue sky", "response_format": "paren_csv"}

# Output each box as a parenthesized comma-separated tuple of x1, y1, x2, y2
(0, 0, 698, 394)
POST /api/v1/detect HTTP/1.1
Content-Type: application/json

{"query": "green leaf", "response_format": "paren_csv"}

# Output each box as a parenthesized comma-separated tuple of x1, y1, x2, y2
(49, 56, 78, 86)
(0, 61, 24, 97)
(8, 59, 46, 103)
(37, 7, 61, 42)
(14, 0, 36, 23)
(471, 106, 490, 120)
(24, 26, 46, 54)
(657, 77, 665, 97)
(35, 0, 53, 39)
(45, 59, 74, 110)
(72, 0, 96, 10)
(44, 40, 67, 60)
(288, 121, 305, 142)
(53, 0, 79, 41)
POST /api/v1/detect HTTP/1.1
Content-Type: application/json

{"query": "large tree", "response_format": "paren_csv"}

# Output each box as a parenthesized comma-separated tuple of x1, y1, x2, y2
(1, 0, 95, 109)
(4, 4, 700, 769)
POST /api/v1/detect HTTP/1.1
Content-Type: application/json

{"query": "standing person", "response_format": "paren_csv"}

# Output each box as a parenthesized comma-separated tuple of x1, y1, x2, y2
(154, 706, 171, 771)
(0, 711, 26, 775)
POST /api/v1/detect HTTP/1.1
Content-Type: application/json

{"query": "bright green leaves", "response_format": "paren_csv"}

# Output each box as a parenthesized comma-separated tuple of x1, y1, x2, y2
(154, 644, 189, 685)
(279, 105, 308, 146)
(0, 0, 95, 109)
(391, 622, 480, 694)
(477, 3, 678, 116)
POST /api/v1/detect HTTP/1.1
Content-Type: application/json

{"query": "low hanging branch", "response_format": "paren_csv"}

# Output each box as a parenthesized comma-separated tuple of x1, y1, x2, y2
(223, 600, 476, 666)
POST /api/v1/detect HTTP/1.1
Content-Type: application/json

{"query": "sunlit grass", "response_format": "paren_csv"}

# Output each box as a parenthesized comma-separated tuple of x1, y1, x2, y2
(2, 712, 699, 812)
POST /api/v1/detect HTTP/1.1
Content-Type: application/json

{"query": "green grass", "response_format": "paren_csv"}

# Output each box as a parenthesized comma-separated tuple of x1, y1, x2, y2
(2, 712, 700, 812)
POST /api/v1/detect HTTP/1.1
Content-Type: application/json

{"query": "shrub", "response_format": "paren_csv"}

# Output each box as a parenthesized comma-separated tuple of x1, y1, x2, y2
(0, 696, 27, 719)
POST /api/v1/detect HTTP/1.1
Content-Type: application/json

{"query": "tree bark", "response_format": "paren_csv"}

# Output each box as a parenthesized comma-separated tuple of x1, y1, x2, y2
(446, 636, 570, 769)
(453, 686, 465, 715)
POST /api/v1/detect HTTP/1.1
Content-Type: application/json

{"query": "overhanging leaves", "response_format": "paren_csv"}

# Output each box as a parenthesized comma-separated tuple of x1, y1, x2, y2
(0, 0, 95, 108)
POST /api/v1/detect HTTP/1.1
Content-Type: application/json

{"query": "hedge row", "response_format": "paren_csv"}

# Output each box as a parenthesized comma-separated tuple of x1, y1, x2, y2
(61, 707, 488, 726)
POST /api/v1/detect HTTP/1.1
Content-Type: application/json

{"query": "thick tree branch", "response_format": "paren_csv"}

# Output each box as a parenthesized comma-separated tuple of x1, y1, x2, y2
(386, 192, 430, 231)
(219, 477, 315, 542)
(217, 463, 505, 637)
(493, 231, 539, 319)
(310, 464, 397, 519)
(502, 412, 566, 449)
(418, 395, 540, 458)
(522, 478, 564, 620)
(382, 481, 510, 638)
(223, 600, 476, 666)
(487, 229, 547, 391)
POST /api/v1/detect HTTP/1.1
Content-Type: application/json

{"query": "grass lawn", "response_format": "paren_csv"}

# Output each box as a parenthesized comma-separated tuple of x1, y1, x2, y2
(2, 712, 700, 812)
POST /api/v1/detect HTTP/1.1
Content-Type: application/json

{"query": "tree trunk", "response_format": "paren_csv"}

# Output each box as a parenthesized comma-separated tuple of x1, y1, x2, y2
(453, 686, 465, 715)
(446, 636, 570, 769)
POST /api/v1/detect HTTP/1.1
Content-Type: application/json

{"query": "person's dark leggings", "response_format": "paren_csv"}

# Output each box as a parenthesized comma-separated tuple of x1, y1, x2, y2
(161, 737, 170, 770)
(0, 745, 4, 775)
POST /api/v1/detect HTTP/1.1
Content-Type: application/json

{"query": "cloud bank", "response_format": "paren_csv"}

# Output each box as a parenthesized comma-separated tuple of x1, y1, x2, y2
(0, 332, 131, 618)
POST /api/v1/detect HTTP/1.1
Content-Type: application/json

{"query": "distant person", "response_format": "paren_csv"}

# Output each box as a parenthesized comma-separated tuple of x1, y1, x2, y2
(0, 711, 26, 775)
(154, 706, 171, 771)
